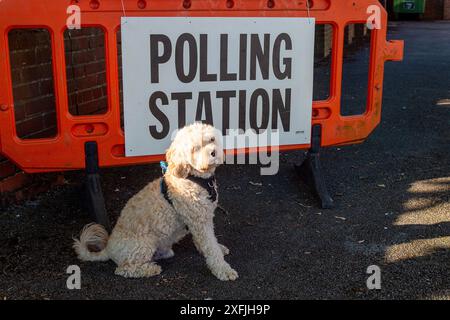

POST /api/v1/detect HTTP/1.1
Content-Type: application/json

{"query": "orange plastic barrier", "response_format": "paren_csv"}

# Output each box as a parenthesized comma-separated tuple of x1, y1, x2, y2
(0, 0, 404, 173)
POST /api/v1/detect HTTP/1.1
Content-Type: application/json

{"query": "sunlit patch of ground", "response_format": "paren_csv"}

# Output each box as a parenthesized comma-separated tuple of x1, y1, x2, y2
(385, 236, 450, 263)
(436, 98, 450, 107)
(428, 292, 450, 300)
(385, 177, 450, 263)
(395, 177, 450, 226)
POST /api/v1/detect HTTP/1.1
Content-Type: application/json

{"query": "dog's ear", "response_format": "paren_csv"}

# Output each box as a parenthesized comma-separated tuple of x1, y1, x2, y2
(166, 142, 190, 178)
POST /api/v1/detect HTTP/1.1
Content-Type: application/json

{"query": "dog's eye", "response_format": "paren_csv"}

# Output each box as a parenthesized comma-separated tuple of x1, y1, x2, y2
(210, 137, 215, 142)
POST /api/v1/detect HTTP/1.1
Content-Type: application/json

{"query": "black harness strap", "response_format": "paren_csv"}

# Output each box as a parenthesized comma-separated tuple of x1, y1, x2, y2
(160, 175, 217, 207)
(187, 175, 217, 202)
(160, 177, 173, 206)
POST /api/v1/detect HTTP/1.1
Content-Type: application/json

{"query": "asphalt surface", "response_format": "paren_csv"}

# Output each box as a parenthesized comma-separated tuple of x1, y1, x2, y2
(0, 21, 449, 300)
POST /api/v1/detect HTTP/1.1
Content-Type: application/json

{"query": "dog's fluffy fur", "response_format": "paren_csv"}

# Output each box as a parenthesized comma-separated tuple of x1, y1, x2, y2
(73, 123, 238, 280)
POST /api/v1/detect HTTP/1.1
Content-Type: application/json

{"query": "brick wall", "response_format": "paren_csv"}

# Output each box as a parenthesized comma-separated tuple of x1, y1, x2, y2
(0, 156, 25, 194)
(315, 24, 333, 61)
(1, 27, 108, 201)
(444, 0, 450, 19)
(8, 29, 57, 139)
(65, 28, 108, 116)
(315, 24, 369, 62)
(424, 0, 444, 20)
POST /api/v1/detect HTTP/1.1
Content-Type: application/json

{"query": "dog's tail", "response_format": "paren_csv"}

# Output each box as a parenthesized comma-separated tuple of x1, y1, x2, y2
(73, 223, 110, 262)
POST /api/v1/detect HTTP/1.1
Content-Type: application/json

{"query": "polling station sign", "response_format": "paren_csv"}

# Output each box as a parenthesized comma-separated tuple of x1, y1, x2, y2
(122, 17, 315, 156)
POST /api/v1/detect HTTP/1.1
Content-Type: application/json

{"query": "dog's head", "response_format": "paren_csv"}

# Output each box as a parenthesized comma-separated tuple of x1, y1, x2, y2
(166, 123, 224, 178)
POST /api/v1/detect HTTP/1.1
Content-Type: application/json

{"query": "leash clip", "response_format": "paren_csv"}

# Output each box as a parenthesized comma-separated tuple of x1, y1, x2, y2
(160, 161, 169, 175)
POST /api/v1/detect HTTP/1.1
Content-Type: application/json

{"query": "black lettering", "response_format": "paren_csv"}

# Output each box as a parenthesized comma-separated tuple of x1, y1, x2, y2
(238, 90, 246, 131)
(249, 89, 269, 133)
(250, 34, 270, 80)
(150, 35, 172, 83)
(217, 90, 236, 135)
(200, 34, 217, 82)
(239, 34, 247, 81)
(171, 92, 192, 129)
(220, 34, 237, 81)
(272, 89, 291, 131)
(273, 33, 292, 80)
(149, 91, 169, 139)
(175, 33, 197, 83)
(195, 91, 213, 125)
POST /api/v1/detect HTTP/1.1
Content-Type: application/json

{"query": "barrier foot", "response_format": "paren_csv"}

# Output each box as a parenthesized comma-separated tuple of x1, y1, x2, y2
(84, 142, 111, 232)
(295, 125, 334, 209)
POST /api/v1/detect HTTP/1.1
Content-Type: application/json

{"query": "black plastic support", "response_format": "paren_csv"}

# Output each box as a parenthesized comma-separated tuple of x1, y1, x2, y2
(84, 142, 111, 232)
(295, 125, 334, 209)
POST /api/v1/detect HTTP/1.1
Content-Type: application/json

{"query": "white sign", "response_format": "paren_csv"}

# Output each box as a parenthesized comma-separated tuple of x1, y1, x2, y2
(122, 17, 315, 156)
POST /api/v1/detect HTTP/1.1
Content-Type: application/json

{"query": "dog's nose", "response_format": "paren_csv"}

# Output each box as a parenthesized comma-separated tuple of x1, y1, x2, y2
(211, 150, 216, 157)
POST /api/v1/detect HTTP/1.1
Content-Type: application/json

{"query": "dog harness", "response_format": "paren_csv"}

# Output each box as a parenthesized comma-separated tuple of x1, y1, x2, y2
(160, 161, 217, 206)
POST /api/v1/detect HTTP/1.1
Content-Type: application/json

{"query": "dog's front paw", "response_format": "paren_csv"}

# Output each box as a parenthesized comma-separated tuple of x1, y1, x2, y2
(212, 264, 238, 281)
(219, 244, 230, 256)
(154, 248, 175, 260)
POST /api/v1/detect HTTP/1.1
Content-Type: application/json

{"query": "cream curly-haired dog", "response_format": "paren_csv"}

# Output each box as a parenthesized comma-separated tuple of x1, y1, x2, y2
(73, 123, 238, 281)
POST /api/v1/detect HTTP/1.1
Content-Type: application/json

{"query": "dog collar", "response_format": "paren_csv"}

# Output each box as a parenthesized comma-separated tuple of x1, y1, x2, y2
(160, 161, 169, 174)
(160, 176, 173, 206)
(160, 174, 217, 207)
(186, 175, 217, 202)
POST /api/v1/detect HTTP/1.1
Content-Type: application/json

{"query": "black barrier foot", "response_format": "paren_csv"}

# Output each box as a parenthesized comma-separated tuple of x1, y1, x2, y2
(295, 125, 334, 209)
(84, 142, 111, 232)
